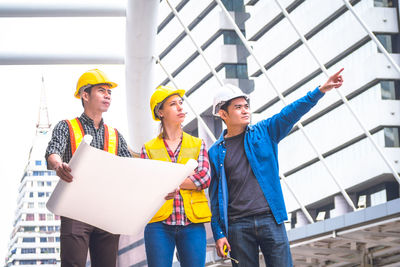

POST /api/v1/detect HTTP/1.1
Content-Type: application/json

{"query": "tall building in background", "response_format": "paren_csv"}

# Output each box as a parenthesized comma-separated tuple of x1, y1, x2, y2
(5, 79, 61, 266)
(119, 0, 400, 266)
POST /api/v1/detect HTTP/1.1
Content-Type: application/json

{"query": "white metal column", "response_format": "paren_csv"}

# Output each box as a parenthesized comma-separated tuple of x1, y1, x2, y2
(125, 0, 159, 151)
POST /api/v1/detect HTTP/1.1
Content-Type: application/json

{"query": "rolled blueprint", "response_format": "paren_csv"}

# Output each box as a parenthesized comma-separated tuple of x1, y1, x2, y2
(47, 135, 198, 235)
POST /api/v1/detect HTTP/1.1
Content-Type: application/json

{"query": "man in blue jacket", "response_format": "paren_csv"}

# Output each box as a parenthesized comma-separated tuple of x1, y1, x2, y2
(208, 69, 344, 266)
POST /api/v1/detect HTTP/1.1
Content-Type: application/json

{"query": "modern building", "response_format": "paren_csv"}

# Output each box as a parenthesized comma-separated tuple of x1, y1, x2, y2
(5, 82, 61, 266)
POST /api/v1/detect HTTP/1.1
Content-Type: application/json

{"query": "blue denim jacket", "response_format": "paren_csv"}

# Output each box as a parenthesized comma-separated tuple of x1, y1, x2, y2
(208, 87, 324, 241)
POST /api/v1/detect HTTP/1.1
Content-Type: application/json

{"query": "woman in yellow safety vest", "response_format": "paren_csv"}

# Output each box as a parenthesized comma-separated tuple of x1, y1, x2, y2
(140, 86, 212, 267)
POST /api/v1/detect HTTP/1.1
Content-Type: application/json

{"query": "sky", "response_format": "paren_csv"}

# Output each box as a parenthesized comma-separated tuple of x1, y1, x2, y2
(0, 1, 130, 260)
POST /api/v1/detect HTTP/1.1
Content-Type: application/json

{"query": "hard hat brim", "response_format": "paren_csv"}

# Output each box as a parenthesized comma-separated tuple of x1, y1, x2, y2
(74, 82, 118, 99)
(213, 95, 249, 116)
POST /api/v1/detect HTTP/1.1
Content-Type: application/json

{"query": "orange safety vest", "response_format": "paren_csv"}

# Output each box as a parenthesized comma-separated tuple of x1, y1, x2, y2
(65, 117, 119, 155)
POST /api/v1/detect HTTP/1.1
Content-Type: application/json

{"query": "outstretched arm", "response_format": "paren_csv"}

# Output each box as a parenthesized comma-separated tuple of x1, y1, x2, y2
(262, 68, 344, 143)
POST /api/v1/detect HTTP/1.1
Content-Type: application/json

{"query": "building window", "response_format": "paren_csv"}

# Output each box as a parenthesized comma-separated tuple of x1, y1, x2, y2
(223, 30, 244, 45)
(55, 226, 60, 231)
(384, 127, 400, 147)
(225, 64, 248, 79)
(29, 192, 34, 198)
(55, 215, 61, 220)
(48, 237, 54, 242)
(41, 259, 57, 264)
(20, 260, 37, 265)
(23, 226, 35, 232)
(39, 226, 46, 232)
(41, 248, 55, 254)
(56, 237, 60, 242)
(37, 181, 45, 187)
(38, 192, 45, 197)
(374, 0, 394, 7)
(46, 181, 52, 186)
(221, 0, 245, 11)
(357, 182, 398, 208)
(371, 189, 388, 206)
(48, 226, 54, 231)
(40, 237, 47, 243)
(21, 248, 36, 254)
(315, 203, 334, 220)
(381, 80, 400, 100)
(22, 237, 35, 243)
(376, 34, 393, 53)
(39, 214, 46, 221)
(38, 202, 46, 208)
(35, 160, 41, 166)
(33, 171, 45, 176)
(47, 214, 54, 220)
(27, 202, 34, 208)
(26, 213, 34, 221)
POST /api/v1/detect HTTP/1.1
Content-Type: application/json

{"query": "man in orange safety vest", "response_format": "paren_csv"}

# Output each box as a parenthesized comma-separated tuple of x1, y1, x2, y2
(45, 69, 132, 267)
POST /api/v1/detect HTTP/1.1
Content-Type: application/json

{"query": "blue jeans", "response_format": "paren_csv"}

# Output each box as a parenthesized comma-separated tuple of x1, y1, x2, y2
(228, 212, 293, 267)
(144, 222, 206, 267)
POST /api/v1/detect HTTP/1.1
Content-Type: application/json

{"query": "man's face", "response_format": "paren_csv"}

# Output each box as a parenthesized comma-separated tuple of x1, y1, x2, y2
(82, 84, 112, 113)
(219, 97, 250, 127)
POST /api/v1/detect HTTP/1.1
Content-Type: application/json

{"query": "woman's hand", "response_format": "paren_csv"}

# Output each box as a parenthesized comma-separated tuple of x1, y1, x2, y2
(164, 188, 179, 200)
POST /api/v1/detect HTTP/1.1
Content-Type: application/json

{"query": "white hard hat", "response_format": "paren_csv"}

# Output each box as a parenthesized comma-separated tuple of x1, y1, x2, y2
(213, 84, 249, 116)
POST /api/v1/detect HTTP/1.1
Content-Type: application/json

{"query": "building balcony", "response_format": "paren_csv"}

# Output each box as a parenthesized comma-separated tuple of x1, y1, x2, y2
(249, 42, 400, 117)
(276, 84, 400, 173)
(246, 0, 398, 76)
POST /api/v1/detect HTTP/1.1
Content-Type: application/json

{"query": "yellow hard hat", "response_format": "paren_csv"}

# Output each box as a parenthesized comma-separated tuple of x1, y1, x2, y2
(150, 85, 185, 121)
(74, 69, 118, 99)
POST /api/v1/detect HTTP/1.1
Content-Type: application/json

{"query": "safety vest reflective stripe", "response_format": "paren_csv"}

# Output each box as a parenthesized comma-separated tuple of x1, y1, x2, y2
(104, 124, 119, 155)
(66, 118, 118, 155)
(66, 118, 84, 155)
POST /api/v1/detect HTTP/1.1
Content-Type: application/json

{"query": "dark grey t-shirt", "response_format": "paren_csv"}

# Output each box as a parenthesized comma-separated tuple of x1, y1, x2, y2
(224, 131, 270, 220)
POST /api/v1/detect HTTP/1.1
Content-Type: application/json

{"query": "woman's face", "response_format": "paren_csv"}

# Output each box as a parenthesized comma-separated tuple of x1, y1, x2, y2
(158, 94, 186, 124)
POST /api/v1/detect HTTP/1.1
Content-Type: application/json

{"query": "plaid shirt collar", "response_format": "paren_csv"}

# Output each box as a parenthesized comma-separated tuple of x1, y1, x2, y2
(163, 135, 183, 160)
(79, 112, 104, 128)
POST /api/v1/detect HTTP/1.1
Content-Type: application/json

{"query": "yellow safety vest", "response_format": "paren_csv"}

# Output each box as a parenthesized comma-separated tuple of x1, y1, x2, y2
(65, 117, 119, 155)
(145, 132, 211, 224)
